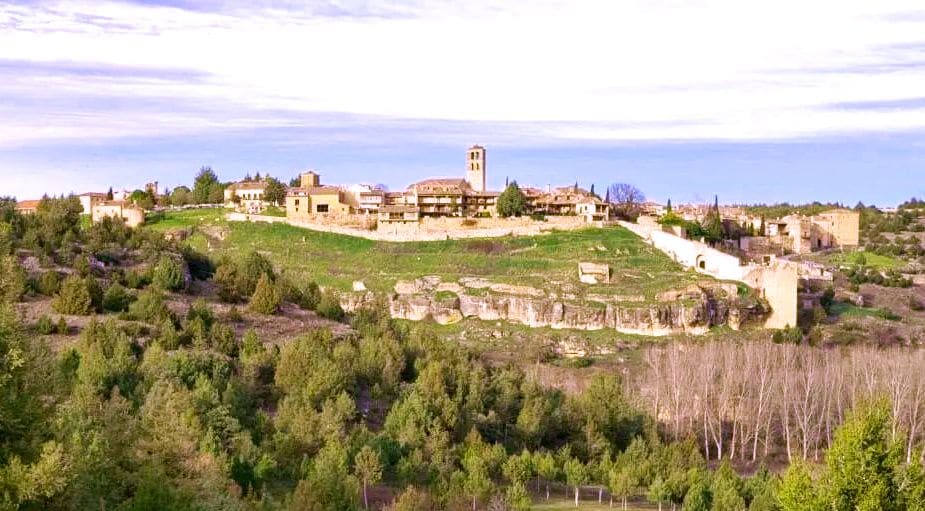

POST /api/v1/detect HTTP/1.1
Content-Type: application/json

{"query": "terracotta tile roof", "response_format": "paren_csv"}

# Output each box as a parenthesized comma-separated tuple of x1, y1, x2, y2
(287, 186, 343, 195)
(409, 178, 470, 194)
(15, 200, 40, 210)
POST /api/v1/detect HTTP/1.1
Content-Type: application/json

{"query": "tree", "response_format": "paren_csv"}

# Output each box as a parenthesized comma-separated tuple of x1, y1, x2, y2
(53, 275, 93, 316)
(152, 255, 186, 292)
(169, 186, 191, 207)
(777, 461, 819, 511)
(192, 166, 221, 204)
(818, 400, 903, 511)
(564, 457, 588, 507)
(249, 273, 280, 315)
(0, 255, 26, 303)
(702, 196, 724, 244)
(354, 445, 382, 510)
(497, 181, 527, 218)
(647, 476, 670, 511)
(102, 283, 133, 312)
(610, 467, 635, 510)
(607, 183, 645, 220)
(264, 177, 287, 205)
(535, 451, 557, 500)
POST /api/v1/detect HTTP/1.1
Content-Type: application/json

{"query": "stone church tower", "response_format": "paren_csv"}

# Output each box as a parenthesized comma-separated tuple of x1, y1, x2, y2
(466, 145, 486, 192)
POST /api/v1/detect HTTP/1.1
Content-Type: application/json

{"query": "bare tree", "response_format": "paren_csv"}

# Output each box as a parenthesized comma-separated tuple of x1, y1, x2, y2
(607, 183, 646, 220)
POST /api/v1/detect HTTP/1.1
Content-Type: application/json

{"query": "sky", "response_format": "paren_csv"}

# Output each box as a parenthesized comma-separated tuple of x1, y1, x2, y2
(1, 0, 925, 206)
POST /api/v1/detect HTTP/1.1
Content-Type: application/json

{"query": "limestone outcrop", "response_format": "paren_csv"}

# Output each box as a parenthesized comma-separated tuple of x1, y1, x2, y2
(369, 276, 765, 336)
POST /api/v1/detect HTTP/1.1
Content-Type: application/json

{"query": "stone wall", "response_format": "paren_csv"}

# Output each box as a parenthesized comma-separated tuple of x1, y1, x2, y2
(620, 221, 798, 329)
(228, 212, 596, 242)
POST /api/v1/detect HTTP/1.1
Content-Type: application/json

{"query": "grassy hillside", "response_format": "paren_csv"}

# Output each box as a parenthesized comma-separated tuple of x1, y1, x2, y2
(146, 209, 704, 300)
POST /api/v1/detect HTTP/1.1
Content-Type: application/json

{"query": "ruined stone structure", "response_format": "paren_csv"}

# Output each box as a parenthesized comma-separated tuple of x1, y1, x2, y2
(620, 221, 798, 329)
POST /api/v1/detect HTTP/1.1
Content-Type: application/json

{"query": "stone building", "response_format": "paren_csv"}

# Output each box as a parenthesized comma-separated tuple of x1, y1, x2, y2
(224, 179, 272, 213)
(15, 200, 39, 214)
(286, 172, 352, 219)
(91, 201, 145, 227)
(77, 192, 107, 214)
(465, 145, 486, 193)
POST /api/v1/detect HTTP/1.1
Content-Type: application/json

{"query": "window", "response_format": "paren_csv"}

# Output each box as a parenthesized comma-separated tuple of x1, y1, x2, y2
(294, 199, 300, 206)
(316, 204, 329, 213)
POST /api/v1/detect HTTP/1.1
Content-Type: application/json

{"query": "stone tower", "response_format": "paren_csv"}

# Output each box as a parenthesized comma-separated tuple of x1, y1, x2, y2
(466, 145, 486, 192)
(300, 171, 320, 188)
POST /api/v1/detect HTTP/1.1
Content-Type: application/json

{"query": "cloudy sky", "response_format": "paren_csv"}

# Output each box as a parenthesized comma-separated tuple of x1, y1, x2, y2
(1, 0, 925, 205)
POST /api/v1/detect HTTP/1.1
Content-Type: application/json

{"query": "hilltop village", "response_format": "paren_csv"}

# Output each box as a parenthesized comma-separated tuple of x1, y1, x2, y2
(14, 144, 871, 334)
(6, 147, 925, 511)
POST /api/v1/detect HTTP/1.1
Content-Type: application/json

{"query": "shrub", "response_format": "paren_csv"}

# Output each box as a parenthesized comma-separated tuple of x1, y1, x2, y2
(316, 290, 344, 321)
(211, 323, 237, 357)
(226, 305, 243, 323)
(186, 298, 215, 330)
(56, 316, 68, 335)
(122, 269, 149, 289)
(36, 271, 61, 296)
(152, 255, 186, 291)
(85, 276, 104, 313)
(128, 288, 172, 323)
(249, 274, 280, 315)
(772, 326, 803, 345)
(0, 255, 26, 302)
(156, 316, 181, 350)
(53, 275, 93, 315)
(35, 315, 55, 335)
(103, 283, 134, 313)
(300, 281, 322, 311)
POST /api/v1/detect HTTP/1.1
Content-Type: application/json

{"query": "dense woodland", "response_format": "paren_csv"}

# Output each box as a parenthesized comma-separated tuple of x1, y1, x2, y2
(2, 196, 925, 510)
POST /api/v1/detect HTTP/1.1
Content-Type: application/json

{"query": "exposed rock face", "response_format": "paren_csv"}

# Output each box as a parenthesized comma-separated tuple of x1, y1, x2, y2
(346, 276, 765, 336)
(387, 286, 760, 336)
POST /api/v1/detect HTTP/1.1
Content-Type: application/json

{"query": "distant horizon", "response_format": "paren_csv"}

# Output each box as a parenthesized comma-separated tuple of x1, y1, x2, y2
(3, 1, 925, 206)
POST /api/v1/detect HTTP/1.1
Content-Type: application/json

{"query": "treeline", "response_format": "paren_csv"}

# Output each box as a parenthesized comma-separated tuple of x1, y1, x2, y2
(641, 342, 925, 465)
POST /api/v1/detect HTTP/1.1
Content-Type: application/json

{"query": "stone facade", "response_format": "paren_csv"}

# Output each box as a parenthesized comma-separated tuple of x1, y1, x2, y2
(91, 201, 145, 228)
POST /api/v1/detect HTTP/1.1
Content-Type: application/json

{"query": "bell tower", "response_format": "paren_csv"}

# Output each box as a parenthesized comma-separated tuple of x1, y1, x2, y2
(466, 145, 486, 192)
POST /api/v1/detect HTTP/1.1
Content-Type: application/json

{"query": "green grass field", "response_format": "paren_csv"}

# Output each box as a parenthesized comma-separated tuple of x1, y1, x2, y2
(531, 496, 655, 510)
(145, 209, 704, 300)
(829, 302, 901, 321)
(830, 250, 903, 270)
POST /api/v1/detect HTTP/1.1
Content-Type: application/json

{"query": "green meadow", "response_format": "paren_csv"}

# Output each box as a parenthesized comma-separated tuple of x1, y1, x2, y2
(146, 209, 703, 300)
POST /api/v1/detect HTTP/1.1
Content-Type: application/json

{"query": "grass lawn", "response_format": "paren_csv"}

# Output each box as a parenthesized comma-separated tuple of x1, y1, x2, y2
(144, 210, 705, 300)
(829, 302, 900, 321)
(531, 496, 656, 510)
(830, 250, 903, 270)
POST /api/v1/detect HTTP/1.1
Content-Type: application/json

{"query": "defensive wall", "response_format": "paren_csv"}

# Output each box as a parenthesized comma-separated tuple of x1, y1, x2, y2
(620, 221, 798, 329)
(227, 213, 593, 242)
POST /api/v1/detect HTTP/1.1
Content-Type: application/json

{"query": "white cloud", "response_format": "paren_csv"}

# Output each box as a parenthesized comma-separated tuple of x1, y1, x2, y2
(2, 0, 925, 146)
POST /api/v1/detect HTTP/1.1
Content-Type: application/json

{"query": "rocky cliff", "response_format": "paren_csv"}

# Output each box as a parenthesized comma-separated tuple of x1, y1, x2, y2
(342, 276, 765, 336)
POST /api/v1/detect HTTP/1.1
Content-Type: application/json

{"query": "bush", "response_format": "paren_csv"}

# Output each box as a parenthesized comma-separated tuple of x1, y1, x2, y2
(300, 281, 322, 311)
(53, 275, 93, 315)
(316, 290, 344, 321)
(35, 315, 55, 335)
(152, 255, 187, 291)
(36, 271, 61, 296)
(122, 269, 150, 289)
(249, 274, 280, 315)
(103, 283, 134, 312)
(772, 326, 803, 345)
(128, 288, 172, 323)
(0, 255, 26, 302)
(211, 323, 237, 357)
(56, 316, 68, 335)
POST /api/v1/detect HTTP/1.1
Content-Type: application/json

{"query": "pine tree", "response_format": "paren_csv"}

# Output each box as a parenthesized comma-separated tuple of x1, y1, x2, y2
(106, 187, 113, 200)
(667, 198, 672, 213)
(53, 275, 92, 315)
(249, 273, 280, 315)
(354, 445, 382, 510)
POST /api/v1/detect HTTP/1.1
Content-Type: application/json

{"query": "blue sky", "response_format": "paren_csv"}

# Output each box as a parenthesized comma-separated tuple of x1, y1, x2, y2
(2, 0, 925, 206)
